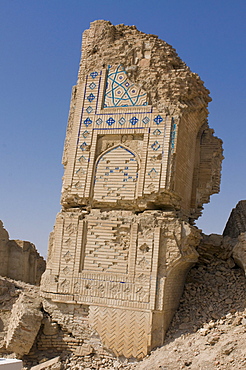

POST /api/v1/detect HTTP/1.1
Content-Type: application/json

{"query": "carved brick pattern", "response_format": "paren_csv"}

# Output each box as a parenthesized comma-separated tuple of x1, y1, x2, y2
(83, 217, 130, 273)
(135, 234, 153, 274)
(58, 215, 80, 282)
(89, 306, 150, 358)
(94, 145, 139, 202)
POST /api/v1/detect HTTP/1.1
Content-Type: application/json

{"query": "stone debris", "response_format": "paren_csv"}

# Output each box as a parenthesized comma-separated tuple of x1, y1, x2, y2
(25, 253, 246, 369)
(5, 290, 43, 356)
(1, 235, 246, 369)
(30, 356, 61, 370)
(0, 277, 40, 353)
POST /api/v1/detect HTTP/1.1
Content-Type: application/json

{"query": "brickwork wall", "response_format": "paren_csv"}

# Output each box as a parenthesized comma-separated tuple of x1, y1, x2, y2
(41, 21, 223, 358)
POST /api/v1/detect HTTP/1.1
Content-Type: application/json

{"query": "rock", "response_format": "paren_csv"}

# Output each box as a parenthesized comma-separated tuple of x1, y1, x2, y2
(241, 317, 246, 326)
(232, 316, 242, 326)
(225, 298, 233, 304)
(42, 317, 59, 336)
(74, 343, 94, 356)
(5, 291, 43, 356)
(179, 323, 191, 330)
(30, 357, 60, 370)
(206, 334, 220, 345)
(198, 328, 209, 336)
(220, 342, 236, 356)
(113, 360, 121, 368)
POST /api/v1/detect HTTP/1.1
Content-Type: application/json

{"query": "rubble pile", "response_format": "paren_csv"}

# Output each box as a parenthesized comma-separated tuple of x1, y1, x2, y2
(132, 241, 246, 369)
(1, 236, 246, 369)
(0, 277, 41, 355)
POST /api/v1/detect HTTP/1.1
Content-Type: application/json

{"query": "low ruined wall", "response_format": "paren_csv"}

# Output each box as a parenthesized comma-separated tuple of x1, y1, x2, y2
(0, 221, 46, 285)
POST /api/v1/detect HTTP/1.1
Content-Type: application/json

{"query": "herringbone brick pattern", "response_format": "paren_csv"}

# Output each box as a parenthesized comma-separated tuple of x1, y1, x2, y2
(89, 306, 151, 359)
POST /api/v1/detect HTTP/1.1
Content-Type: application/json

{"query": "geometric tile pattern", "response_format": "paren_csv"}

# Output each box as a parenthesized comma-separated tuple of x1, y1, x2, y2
(154, 115, 163, 124)
(104, 65, 148, 108)
(87, 93, 95, 102)
(142, 116, 150, 124)
(151, 141, 160, 151)
(69, 66, 172, 200)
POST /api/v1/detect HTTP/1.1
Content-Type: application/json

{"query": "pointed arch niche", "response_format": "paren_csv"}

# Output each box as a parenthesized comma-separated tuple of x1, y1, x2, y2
(93, 145, 139, 202)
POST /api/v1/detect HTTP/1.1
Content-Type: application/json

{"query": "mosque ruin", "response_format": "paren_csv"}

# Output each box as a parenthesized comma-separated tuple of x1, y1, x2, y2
(40, 20, 223, 358)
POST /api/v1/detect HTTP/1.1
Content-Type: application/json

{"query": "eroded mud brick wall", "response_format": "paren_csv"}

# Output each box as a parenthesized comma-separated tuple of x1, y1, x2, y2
(41, 20, 223, 358)
(0, 221, 45, 285)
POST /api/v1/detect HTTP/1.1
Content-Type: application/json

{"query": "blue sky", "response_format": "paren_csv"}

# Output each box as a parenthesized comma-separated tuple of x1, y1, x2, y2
(1, 0, 245, 257)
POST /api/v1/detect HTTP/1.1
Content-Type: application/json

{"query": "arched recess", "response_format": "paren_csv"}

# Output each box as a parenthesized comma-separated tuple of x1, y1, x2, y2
(93, 145, 140, 202)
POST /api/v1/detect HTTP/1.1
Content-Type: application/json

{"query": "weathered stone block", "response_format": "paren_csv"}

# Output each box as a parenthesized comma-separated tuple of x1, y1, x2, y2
(5, 292, 43, 356)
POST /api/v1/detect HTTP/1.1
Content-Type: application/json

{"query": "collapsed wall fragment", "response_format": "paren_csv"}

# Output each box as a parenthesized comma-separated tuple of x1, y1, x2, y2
(41, 20, 223, 358)
(0, 221, 45, 285)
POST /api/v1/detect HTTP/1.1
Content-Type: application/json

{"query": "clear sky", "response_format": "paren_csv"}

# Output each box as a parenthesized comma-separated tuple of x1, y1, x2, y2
(1, 0, 245, 257)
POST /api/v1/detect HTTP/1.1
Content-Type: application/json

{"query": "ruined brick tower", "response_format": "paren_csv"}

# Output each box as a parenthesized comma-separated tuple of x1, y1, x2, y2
(41, 21, 223, 358)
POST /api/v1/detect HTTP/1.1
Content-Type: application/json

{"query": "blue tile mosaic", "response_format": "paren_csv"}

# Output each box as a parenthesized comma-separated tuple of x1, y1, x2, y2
(151, 141, 160, 151)
(90, 72, 98, 79)
(130, 116, 139, 125)
(74, 182, 82, 189)
(87, 93, 95, 102)
(96, 118, 103, 125)
(119, 117, 126, 125)
(84, 118, 92, 127)
(148, 168, 158, 177)
(170, 120, 177, 149)
(154, 115, 163, 124)
(89, 82, 96, 89)
(80, 142, 87, 151)
(82, 130, 89, 138)
(86, 106, 93, 114)
(78, 155, 87, 163)
(142, 117, 150, 125)
(106, 117, 115, 126)
(153, 129, 161, 136)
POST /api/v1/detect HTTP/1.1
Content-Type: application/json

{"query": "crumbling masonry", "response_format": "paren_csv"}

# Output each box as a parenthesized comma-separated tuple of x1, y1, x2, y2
(0, 221, 45, 285)
(41, 20, 223, 358)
